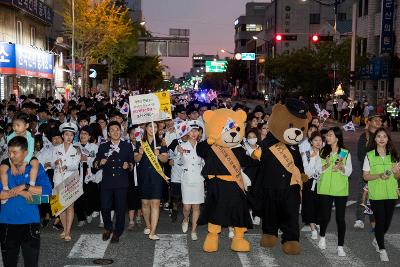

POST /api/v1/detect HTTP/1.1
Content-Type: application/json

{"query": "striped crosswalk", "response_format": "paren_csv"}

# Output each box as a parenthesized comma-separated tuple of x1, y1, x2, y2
(57, 231, 400, 266)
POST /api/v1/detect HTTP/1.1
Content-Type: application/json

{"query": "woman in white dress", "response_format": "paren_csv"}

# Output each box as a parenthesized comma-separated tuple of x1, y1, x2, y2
(177, 120, 204, 241)
(52, 122, 81, 242)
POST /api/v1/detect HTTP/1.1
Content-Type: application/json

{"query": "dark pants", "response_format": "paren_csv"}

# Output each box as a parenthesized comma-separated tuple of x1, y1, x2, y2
(301, 179, 319, 225)
(370, 199, 396, 250)
(0, 223, 40, 267)
(262, 186, 301, 243)
(101, 187, 128, 236)
(319, 195, 347, 246)
(76, 182, 100, 221)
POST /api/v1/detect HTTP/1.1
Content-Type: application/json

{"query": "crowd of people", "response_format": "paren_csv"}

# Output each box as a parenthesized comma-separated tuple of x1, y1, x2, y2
(0, 91, 399, 266)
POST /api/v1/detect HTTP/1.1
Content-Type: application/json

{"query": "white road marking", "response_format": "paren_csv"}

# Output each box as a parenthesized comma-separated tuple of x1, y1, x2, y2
(306, 233, 364, 266)
(238, 234, 279, 267)
(68, 234, 110, 259)
(386, 233, 400, 250)
(153, 234, 190, 267)
(64, 266, 98, 267)
(346, 200, 357, 206)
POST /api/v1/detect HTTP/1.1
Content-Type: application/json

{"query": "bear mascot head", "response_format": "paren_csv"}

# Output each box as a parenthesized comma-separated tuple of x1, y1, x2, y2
(203, 108, 247, 148)
(268, 98, 312, 145)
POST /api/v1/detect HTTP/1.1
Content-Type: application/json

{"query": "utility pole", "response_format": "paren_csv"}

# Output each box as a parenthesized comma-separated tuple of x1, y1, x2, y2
(71, 0, 76, 95)
(350, 2, 357, 100)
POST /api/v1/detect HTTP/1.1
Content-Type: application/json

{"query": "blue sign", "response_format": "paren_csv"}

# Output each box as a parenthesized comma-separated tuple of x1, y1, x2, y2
(380, 0, 394, 54)
(0, 42, 54, 79)
(241, 53, 256, 61)
(356, 57, 390, 80)
(0, 0, 53, 25)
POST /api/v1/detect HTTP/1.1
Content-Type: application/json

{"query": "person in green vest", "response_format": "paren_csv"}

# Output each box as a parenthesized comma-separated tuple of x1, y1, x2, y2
(362, 127, 400, 262)
(317, 127, 352, 257)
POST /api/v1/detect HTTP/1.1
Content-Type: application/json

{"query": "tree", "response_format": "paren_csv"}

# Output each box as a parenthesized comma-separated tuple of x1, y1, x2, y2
(62, 0, 136, 95)
(225, 59, 248, 86)
(264, 39, 369, 97)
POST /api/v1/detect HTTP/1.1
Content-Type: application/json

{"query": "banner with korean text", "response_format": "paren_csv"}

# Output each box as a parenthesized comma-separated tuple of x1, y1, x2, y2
(50, 171, 83, 216)
(129, 92, 172, 124)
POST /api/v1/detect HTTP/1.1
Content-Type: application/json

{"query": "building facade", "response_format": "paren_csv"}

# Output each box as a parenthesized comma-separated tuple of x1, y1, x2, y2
(234, 2, 269, 53)
(353, 0, 400, 105)
(126, 0, 142, 22)
(0, 0, 55, 99)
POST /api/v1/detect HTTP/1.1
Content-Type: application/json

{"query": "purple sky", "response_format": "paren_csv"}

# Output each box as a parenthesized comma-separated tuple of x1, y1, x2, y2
(142, 0, 247, 77)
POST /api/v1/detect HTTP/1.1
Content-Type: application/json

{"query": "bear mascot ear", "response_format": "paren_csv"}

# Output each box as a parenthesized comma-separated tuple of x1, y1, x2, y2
(236, 109, 247, 124)
(203, 110, 216, 145)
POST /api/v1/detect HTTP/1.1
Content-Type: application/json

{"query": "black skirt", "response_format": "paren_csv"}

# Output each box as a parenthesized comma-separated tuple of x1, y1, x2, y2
(198, 178, 253, 229)
(127, 186, 141, 211)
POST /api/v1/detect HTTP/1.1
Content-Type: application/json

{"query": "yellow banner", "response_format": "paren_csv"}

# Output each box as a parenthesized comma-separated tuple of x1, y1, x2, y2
(142, 141, 169, 183)
(154, 92, 172, 118)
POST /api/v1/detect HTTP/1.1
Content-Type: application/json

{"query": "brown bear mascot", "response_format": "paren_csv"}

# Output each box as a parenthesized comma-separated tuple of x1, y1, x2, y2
(253, 98, 311, 255)
(196, 108, 259, 253)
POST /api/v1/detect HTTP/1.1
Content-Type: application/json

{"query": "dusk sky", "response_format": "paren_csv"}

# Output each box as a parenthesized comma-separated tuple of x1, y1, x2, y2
(142, 0, 247, 77)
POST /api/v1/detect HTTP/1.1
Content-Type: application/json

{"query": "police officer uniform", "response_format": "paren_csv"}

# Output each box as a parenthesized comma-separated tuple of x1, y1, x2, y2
(94, 139, 134, 241)
(52, 123, 80, 187)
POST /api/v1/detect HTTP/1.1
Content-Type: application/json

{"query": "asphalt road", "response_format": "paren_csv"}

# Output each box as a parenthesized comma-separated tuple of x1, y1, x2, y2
(7, 121, 400, 267)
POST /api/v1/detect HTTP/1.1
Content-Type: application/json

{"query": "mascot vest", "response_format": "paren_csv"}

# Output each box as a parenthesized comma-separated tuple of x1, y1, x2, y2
(318, 149, 349, 197)
(367, 150, 398, 200)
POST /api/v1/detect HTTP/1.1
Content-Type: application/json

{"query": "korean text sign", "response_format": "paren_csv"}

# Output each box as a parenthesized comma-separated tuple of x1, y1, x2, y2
(0, 42, 54, 79)
(129, 92, 172, 124)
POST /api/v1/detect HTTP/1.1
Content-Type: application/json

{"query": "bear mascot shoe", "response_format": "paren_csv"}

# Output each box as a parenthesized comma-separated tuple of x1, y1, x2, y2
(252, 98, 311, 255)
(196, 109, 259, 253)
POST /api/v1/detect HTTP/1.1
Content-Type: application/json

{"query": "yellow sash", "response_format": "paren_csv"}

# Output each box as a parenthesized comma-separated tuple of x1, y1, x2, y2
(269, 142, 302, 188)
(142, 141, 169, 183)
(211, 145, 245, 191)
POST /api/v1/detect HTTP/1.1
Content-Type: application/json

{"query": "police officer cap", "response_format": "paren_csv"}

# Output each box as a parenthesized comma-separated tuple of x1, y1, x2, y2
(285, 98, 309, 119)
(59, 122, 78, 134)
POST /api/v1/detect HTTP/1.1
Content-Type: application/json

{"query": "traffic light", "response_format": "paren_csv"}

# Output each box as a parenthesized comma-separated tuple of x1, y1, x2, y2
(274, 34, 297, 42)
(311, 34, 320, 44)
(275, 34, 283, 42)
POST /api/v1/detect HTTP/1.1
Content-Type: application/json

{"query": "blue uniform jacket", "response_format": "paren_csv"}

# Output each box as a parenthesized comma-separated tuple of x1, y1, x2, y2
(94, 140, 134, 189)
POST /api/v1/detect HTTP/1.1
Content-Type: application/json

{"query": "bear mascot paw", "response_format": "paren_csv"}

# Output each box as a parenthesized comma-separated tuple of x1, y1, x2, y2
(196, 108, 256, 253)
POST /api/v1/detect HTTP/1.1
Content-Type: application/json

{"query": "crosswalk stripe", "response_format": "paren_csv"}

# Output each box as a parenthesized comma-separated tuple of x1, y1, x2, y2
(153, 234, 190, 267)
(67, 234, 110, 259)
(238, 235, 279, 267)
(306, 233, 364, 266)
(386, 233, 400, 250)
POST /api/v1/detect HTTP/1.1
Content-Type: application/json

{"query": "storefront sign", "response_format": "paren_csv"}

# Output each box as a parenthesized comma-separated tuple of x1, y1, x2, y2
(0, 0, 53, 24)
(380, 0, 394, 54)
(0, 42, 54, 79)
(129, 92, 172, 124)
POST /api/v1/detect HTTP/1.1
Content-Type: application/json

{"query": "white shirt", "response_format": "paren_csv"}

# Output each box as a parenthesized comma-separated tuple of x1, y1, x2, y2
(178, 141, 204, 185)
(299, 139, 311, 154)
(76, 142, 99, 183)
(52, 143, 81, 186)
(302, 151, 322, 178)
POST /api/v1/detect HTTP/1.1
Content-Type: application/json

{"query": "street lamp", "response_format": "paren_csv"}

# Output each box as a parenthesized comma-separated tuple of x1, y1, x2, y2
(139, 21, 146, 26)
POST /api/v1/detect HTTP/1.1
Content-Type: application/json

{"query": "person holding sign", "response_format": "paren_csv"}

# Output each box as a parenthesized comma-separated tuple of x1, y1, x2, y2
(362, 128, 400, 262)
(0, 136, 52, 267)
(51, 122, 81, 242)
(317, 127, 352, 257)
(134, 122, 169, 241)
(93, 121, 134, 244)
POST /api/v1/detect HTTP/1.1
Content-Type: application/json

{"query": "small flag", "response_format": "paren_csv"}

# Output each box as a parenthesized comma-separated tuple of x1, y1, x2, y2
(120, 102, 129, 115)
(318, 109, 330, 120)
(343, 121, 355, 132)
(223, 118, 237, 133)
(175, 121, 190, 139)
(314, 104, 321, 113)
(134, 127, 144, 142)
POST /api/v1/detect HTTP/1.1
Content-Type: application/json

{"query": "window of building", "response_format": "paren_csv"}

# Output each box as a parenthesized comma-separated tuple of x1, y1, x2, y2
(337, 13, 346, 21)
(241, 24, 246, 32)
(376, 0, 382, 13)
(30, 26, 36, 46)
(309, 13, 320, 24)
(362, 38, 367, 56)
(363, 0, 368, 15)
(358, 0, 363, 17)
(240, 40, 247, 46)
(246, 24, 263, 32)
(16, 20, 23, 44)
